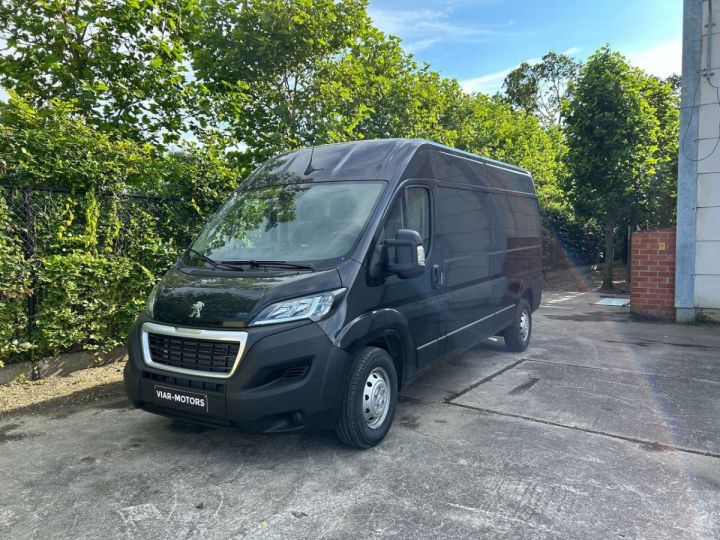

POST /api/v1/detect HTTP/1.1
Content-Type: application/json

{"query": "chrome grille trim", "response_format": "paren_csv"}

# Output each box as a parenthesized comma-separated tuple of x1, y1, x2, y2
(141, 322, 248, 379)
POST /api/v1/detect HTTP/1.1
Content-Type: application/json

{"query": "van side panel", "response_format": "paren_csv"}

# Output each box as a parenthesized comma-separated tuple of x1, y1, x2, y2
(483, 161, 536, 194)
(491, 191, 543, 311)
(425, 147, 542, 354)
(436, 185, 504, 354)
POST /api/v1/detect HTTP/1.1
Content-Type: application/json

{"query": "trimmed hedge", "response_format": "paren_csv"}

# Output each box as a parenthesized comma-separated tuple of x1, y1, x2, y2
(541, 208, 605, 271)
(0, 189, 188, 366)
(0, 196, 32, 363)
(0, 96, 240, 366)
(35, 253, 150, 354)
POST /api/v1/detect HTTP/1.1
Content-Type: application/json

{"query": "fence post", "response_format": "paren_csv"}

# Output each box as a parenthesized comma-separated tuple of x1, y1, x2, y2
(22, 187, 38, 372)
(626, 226, 633, 284)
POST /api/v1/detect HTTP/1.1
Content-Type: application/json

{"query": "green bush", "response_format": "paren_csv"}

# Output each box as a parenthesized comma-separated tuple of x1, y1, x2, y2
(541, 208, 605, 270)
(0, 195, 33, 365)
(0, 187, 190, 365)
(34, 252, 153, 355)
(0, 96, 239, 365)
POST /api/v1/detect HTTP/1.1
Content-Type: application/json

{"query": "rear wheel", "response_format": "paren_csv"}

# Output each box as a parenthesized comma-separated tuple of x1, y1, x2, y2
(503, 298, 532, 352)
(335, 347, 398, 449)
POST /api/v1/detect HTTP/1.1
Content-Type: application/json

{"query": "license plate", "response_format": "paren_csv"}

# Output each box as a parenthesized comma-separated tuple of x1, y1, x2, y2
(152, 385, 208, 413)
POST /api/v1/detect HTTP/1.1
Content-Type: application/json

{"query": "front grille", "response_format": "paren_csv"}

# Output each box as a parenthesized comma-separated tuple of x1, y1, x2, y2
(143, 371, 226, 393)
(283, 366, 309, 379)
(147, 333, 241, 375)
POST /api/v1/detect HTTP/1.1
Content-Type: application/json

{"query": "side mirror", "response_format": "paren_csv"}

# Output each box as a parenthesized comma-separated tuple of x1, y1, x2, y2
(386, 229, 426, 279)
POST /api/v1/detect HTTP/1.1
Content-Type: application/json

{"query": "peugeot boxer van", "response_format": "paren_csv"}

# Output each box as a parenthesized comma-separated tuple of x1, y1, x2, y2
(124, 139, 542, 448)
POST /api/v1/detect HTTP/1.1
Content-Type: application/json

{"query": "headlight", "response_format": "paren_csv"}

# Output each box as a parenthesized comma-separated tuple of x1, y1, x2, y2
(250, 288, 346, 326)
(145, 282, 161, 318)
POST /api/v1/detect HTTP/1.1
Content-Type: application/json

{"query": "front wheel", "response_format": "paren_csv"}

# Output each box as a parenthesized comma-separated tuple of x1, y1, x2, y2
(503, 299, 532, 352)
(335, 347, 398, 449)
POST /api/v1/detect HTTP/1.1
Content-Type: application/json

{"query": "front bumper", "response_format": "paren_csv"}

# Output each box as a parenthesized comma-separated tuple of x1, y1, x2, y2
(123, 317, 350, 433)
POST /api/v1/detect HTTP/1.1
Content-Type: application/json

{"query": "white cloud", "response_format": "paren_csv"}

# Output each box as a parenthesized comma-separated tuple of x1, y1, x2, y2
(626, 39, 682, 79)
(460, 57, 540, 95)
(368, 8, 448, 37)
(460, 40, 681, 96)
(460, 67, 513, 95)
(405, 39, 442, 53)
(458, 46, 581, 95)
(563, 46, 582, 57)
(367, 6, 520, 53)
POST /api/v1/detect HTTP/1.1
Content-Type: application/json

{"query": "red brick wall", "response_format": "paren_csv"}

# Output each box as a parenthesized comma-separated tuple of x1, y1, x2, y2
(631, 229, 676, 319)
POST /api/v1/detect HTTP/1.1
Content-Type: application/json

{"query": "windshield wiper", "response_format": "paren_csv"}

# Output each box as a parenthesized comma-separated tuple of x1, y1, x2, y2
(186, 249, 244, 271)
(221, 260, 315, 271)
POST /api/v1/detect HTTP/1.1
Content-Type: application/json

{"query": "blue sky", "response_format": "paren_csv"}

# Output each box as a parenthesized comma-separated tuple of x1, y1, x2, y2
(367, 0, 683, 94)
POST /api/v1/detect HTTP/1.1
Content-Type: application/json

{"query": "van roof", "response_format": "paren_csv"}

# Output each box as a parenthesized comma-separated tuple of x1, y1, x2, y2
(245, 138, 534, 193)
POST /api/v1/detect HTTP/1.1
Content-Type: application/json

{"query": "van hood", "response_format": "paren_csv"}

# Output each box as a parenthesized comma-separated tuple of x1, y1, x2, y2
(151, 266, 343, 328)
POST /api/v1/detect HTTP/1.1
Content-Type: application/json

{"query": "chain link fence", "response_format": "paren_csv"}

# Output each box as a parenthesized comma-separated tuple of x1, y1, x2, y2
(0, 185, 204, 365)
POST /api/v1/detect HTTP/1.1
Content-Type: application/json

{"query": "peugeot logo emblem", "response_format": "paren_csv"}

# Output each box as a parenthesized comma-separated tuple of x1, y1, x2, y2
(189, 301, 204, 319)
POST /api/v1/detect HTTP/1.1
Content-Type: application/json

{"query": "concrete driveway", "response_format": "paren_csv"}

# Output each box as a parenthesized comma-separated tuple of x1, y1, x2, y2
(1, 292, 719, 539)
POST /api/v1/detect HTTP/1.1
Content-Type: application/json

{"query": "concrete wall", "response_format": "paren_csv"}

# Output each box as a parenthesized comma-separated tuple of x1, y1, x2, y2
(677, 0, 720, 320)
(697, 0, 720, 308)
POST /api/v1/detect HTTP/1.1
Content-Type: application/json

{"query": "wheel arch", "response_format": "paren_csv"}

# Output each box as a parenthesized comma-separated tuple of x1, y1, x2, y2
(335, 309, 414, 390)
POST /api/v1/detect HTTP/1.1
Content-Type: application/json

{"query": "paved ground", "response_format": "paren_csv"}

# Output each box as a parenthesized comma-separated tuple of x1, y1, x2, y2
(1, 292, 719, 539)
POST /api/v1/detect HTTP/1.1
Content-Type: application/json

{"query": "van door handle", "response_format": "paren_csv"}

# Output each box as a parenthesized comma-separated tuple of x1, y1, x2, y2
(431, 264, 443, 288)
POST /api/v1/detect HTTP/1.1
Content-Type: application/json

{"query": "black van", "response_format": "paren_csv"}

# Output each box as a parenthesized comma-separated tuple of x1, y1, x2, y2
(124, 139, 542, 448)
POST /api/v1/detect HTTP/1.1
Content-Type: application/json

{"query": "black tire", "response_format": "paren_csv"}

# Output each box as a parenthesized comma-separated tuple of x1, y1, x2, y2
(503, 298, 532, 352)
(335, 347, 398, 449)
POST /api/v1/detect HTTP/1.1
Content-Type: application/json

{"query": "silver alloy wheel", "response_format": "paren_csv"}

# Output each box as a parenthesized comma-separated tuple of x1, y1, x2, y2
(363, 367, 391, 429)
(519, 309, 530, 343)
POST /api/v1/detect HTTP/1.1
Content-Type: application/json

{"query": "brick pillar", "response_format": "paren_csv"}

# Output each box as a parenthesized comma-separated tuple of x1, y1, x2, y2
(630, 229, 676, 319)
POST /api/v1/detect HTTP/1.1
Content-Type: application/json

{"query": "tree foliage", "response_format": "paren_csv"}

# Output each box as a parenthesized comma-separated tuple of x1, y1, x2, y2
(638, 74, 680, 228)
(0, 94, 162, 191)
(192, 0, 368, 160)
(0, 0, 203, 143)
(455, 94, 568, 212)
(503, 52, 580, 126)
(562, 47, 660, 288)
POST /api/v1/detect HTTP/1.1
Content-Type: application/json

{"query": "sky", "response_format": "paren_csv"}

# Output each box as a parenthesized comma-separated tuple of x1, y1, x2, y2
(367, 0, 683, 94)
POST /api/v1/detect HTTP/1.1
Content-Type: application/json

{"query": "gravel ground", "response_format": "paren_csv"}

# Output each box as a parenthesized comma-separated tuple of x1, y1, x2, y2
(544, 264, 630, 293)
(0, 362, 125, 418)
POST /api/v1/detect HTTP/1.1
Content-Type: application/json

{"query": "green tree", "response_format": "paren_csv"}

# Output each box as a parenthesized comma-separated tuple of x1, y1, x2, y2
(637, 73, 679, 229)
(0, 94, 162, 192)
(0, 0, 203, 143)
(454, 94, 569, 212)
(192, 0, 369, 161)
(192, 2, 481, 163)
(563, 47, 659, 289)
(315, 27, 468, 146)
(503, 52, 580, 126)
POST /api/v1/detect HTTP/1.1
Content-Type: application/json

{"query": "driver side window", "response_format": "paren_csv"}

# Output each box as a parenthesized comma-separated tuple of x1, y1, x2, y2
(382, 187, 431, 253)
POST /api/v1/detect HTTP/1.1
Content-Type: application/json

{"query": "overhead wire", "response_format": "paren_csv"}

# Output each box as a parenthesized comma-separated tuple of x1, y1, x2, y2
(680, 0, 720, 162)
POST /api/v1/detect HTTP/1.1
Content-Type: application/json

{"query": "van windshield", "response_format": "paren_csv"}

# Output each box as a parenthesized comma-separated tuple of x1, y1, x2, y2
(189, 181, 385, 265)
